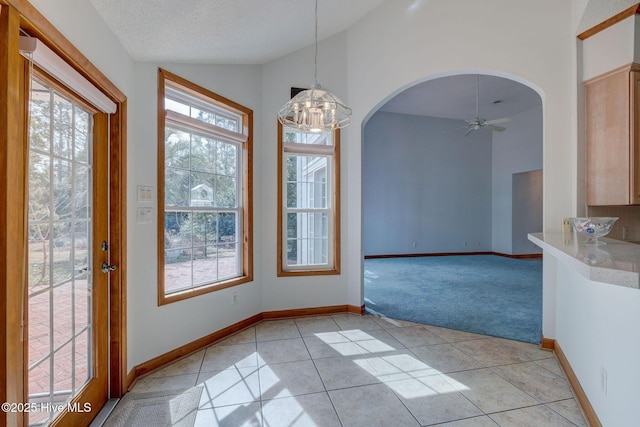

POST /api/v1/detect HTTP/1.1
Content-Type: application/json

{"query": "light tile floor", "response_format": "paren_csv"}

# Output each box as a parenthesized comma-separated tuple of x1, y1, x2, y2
(122, 314, 588, 427)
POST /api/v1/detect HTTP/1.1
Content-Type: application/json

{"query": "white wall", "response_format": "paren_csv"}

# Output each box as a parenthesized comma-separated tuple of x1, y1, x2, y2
(363, 112, 492, 255)
(512, 170, 543, 254)
(492, 106, 543, 254)
(28, 0, 134, 95)
(127, 62, 263, 367)
(578, 0, 638, 34)
(30, 0, 266, 369)
(28, 0, 352, 369)
(22, 3, 640, 423)
(582, 14, 638, 81)
(27, 0, 608, 378)
(260, 32, 350, 312)
(556, 262, 640, 427)
(345, 0, 576, 308)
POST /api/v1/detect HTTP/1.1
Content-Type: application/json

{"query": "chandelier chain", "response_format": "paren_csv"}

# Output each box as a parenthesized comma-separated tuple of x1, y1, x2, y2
(314, 0, 318, 86)
(276, 0, 352, 132)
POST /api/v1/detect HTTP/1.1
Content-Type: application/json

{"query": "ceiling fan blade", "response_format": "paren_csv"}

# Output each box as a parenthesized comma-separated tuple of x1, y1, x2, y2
(442, 125, 469, 133)
(485, 117, 511, 125)
(475, 75, 480, 120)
(463, 128, 474, 137)
(486, 125, 506, 132)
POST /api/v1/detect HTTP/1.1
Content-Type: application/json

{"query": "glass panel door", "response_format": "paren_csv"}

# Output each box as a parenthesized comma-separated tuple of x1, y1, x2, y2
(26, 74, 108, 426)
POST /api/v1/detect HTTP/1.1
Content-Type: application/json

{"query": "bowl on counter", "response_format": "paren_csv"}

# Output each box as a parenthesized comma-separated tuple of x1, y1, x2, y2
(568, 217, 618, 246)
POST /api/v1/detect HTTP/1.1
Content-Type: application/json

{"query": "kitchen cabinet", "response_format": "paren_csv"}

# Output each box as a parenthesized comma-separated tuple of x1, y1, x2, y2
(585, 64, 640, 206)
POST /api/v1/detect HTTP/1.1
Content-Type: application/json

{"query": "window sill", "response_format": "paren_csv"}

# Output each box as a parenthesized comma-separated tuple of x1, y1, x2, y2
(158, 274, 253, 306)
(277, 268, 340, 277)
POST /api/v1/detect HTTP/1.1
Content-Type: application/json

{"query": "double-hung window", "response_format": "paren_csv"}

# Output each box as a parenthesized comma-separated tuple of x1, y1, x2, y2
(158, 69, 252, 304)
(277, 123, 340, 276)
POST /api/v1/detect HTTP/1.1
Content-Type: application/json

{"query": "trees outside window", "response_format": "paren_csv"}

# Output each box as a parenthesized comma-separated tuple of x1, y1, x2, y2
(158, 69, 253, 304)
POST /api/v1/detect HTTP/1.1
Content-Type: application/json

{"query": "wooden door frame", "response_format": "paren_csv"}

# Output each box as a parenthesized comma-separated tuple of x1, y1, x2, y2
(0, 1, 128, 426)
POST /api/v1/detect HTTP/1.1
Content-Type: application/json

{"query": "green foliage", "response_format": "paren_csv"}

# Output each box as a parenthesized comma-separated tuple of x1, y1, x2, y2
(164, 210, 236, 263)
(27, 84, 92, 286)
(164, 129, 237, 207)
(285, 131, 299, 260)
(163, 106, 242, 266)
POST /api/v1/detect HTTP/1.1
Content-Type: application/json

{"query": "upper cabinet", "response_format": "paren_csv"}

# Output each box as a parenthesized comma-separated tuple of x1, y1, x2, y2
(580, 5, 640, 206)
(585, 65, 640, 206)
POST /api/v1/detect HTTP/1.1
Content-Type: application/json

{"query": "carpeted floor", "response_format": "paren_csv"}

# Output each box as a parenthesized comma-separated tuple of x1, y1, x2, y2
(364, 255, 542, 344)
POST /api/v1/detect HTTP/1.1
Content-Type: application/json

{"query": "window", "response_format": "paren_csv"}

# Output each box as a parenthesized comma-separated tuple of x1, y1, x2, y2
(158, 69, 252, 304)
(277, 123, 340, 276)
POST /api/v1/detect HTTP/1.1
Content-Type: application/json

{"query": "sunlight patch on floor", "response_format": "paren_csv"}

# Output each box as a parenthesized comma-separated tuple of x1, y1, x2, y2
(316, 329, 469, 399)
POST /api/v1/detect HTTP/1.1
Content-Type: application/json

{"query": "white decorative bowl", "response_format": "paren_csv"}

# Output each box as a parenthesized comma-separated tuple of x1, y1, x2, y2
(569, 217, 618, 245)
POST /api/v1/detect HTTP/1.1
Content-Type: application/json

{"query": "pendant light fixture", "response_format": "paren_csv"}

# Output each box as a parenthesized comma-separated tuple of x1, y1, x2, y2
(277, 0, 352, 133)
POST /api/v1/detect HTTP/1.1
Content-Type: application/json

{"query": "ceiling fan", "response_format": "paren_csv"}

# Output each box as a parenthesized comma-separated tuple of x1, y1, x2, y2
(446, 75, 511, 136)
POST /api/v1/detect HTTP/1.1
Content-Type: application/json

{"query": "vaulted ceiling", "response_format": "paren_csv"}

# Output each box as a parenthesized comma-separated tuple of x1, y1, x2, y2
(89, 0, 385, 64)
(88, 1, 542, 120)
(379, 74, 541, 122)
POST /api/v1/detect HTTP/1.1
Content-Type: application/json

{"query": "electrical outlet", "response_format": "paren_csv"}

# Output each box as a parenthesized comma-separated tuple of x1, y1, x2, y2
(562, 217, 572, 234)
(600, 367, 607, 396)
(232, 293, 238, 304)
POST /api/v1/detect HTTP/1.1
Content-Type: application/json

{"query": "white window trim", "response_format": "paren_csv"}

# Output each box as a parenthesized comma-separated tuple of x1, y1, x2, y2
(165, 110, 247, 145)
(283, 155, 334, 271)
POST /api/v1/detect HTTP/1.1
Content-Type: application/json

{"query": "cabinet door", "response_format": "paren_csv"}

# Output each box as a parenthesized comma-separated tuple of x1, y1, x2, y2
(632, 71, 640, 204)
(586, 69, 631, 205)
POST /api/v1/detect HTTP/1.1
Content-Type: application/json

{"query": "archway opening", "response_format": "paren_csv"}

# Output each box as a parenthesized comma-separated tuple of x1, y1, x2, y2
(362, 72, 544, 343)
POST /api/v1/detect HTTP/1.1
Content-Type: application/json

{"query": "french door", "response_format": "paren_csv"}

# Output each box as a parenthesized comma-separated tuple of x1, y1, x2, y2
(26, 70, 110, 426)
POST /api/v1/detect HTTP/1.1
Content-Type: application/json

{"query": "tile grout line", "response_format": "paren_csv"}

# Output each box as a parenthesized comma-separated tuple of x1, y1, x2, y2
(541, 400, 587, 427)
(332, 317, 434, 427)
(295, 316, 346, 427)
(140, 316, 586, 427)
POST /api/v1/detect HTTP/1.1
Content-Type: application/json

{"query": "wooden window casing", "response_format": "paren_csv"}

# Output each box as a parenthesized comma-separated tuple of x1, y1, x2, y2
(277, 122, 341, 276)
(158, 69, 253, 305)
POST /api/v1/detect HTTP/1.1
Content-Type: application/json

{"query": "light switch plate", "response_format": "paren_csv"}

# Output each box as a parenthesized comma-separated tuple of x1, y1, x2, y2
(137, 185, 153, 203)
(137, 207, 153, 224)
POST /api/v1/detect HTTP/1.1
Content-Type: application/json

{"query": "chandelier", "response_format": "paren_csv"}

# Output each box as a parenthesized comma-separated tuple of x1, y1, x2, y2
(277, 0, 352, 133)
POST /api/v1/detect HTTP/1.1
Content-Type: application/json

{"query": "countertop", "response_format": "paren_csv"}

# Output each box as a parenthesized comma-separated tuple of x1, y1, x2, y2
(528, 232, 640, 289)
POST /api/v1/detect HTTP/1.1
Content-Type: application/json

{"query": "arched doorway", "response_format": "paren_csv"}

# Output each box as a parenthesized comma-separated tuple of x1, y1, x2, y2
(362, 72, 544, 343)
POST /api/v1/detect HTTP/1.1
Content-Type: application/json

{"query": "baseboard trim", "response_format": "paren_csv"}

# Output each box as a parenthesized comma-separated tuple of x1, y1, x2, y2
(130, 313, 263, 385)
(542, 337, 602, 427)
(494, 252, 543, 259)
(128, 305, 363, 389)
(364, 252, 542, 259)
(262, 304, 360, 319)
(349, 304, 366, 315)
(125, 368, 136, 391)
(540, 335, 555, 351)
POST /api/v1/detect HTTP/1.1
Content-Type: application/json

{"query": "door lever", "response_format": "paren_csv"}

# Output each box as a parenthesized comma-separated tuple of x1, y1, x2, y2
(101, 262, 117, 273)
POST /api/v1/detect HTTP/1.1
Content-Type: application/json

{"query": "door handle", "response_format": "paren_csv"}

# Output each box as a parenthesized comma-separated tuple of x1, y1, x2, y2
(101, 262, 117, 273)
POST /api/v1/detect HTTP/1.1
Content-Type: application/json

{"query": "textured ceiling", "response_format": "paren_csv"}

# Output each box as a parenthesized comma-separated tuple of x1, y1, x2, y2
(87, 1, 545, 120)
(89, 0, 385, 64)
(379, 74, 541, 121)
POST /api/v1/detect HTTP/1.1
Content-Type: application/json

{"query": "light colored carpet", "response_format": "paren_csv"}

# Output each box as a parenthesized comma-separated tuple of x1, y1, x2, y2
(104, 387, 203, 427)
